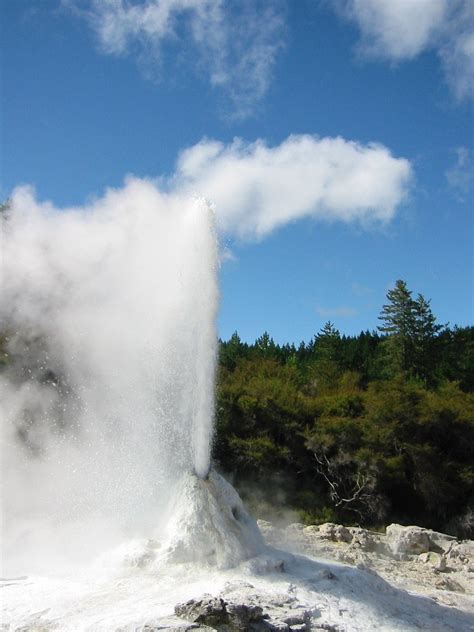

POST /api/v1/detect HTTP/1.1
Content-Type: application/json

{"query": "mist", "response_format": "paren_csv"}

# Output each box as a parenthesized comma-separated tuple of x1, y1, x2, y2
(0, 180, 219, 574)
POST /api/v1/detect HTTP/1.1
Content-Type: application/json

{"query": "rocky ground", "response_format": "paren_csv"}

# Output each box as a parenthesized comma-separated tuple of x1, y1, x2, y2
(170, 521, 474, 631)
(3, 522, 473, 631)
(257, 520, 474, 612)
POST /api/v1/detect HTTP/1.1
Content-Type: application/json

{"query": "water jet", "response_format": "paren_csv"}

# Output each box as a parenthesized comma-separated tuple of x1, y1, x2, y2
(193, 466, 211, 481)
(0, 191, 224, 573)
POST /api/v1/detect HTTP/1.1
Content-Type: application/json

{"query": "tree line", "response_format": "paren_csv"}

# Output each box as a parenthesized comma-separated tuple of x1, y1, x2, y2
(214, 280, 473, 537)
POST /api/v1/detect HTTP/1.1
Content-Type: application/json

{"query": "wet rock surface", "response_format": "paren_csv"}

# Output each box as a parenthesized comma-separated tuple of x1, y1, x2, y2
(174, 593, 314, 631)
(175, 597, 230, 628)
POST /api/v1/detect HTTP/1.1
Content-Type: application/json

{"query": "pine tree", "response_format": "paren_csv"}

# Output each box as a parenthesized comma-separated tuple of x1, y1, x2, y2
(378, 281, 445, 381)
(255, 331, 276, 358)
(219, 331, 247, 370)
(378, 280, 417, 374)
(378, 280, 416, 337)
(311, 322, 342, 390)
(413, 294, 443, 340)
(412, 294, 444, 383)
(316, 321, 341, 363)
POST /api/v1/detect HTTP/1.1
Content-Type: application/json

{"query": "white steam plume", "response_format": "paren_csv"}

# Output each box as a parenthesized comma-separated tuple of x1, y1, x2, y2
(0, 181, 218, 573)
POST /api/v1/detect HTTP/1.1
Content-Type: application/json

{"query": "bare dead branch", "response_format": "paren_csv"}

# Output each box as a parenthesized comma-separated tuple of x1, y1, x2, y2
(313, 450, 375, 517)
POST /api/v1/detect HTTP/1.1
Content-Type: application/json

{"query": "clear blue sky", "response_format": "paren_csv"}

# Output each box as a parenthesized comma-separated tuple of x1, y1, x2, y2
(2, 0, 473, 343)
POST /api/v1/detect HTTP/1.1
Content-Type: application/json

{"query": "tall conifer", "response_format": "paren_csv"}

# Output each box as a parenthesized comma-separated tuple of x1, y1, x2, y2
(378, 280, 416, 374)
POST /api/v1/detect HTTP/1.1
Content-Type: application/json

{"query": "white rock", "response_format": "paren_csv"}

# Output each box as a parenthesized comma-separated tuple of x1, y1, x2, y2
(386, 524, 432, 558)
(418, 551, 447, 571)
(349, 527, 378, 551)
(318, 523, 352, 543)
(426, 529, 457, 552)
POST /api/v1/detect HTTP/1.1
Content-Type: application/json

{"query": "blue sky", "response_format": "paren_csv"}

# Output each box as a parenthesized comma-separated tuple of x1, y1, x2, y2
(2, 0, 473, 343)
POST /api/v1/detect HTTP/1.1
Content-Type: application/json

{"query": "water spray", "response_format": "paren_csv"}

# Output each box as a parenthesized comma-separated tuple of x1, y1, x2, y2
(193, 466, 211, 481)
(0, 189, 220, 573)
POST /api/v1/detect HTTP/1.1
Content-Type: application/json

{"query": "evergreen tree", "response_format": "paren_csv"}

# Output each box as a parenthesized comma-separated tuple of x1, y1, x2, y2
(378, 280, 417, 375)
(438, 326, 474, 391)
(378, 281, 445, 383)
(316, 321, 341, 362)
(255, 331, 277, 358)
(219, 331, 247, 370)
(311, 322, 342, 390)
(413, 294, 443, 340)
(412, 294, 444, 383)
(378, 280, 416, 338)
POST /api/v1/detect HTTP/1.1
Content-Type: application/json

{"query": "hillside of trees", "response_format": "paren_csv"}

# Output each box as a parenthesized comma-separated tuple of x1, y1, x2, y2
(214, 281, 474, 537)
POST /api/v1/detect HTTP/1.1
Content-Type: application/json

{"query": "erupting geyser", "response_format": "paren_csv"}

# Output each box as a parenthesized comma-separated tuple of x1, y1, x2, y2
(0, 183, 261, 575)
(2, 184, 471, 632)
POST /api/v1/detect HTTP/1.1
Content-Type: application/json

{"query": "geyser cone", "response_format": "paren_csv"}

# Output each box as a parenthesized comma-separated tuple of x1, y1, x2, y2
(163, 469, 265, 569)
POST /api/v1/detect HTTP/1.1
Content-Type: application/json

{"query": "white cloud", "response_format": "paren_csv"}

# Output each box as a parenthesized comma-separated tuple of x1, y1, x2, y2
(438, 3, 474, 101)
(172, 135, 413, 239)
(338, 0, 447, 60)
(446, 146, 474, 199)
(68, 0, 285, 118)
(335, 0, 474, 101)
(4, 134, 412, 245)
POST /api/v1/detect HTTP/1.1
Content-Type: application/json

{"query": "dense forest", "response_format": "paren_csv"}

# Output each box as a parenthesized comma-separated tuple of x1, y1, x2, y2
(214, 280, 474, 537)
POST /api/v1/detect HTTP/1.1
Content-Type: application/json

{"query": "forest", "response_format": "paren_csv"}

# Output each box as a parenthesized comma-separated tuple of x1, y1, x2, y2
(214, 280, 474, 537)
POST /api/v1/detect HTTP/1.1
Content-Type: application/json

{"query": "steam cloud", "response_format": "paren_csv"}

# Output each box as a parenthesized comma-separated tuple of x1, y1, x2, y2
(1, 184, 218, 573)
